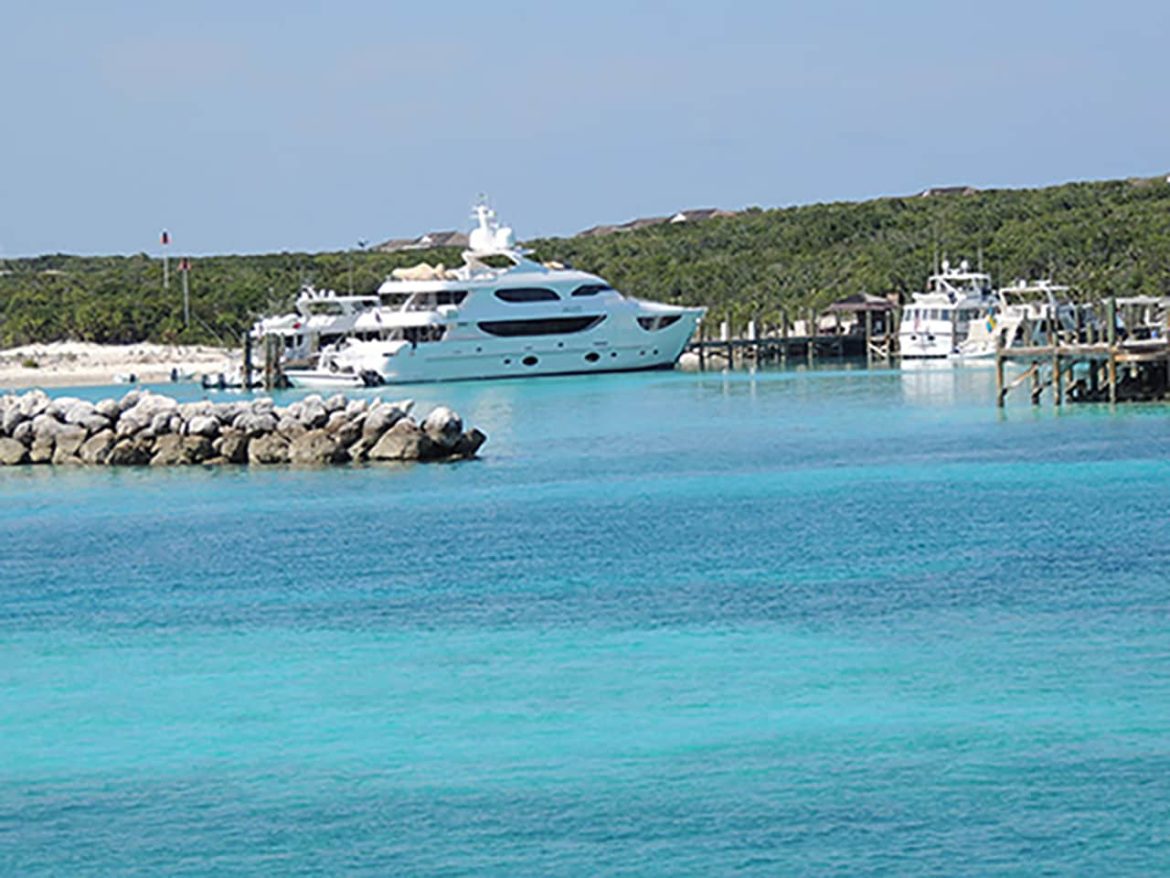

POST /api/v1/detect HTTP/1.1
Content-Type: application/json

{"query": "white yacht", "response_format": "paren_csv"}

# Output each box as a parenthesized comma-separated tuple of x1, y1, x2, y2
(256, 203, 705, 386)
(898, 260, 995, 359)
(957, 279, 1085, 359)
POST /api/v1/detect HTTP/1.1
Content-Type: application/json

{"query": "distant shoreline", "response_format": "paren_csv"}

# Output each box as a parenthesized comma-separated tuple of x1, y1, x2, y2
(0, 342, 236, 391)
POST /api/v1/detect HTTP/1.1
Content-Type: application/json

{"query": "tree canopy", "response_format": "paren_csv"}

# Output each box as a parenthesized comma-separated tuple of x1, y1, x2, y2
(3, 176, 1170, 346)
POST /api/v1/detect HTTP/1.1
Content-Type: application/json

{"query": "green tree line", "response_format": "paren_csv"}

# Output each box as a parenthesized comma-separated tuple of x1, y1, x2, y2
(3, 176, 1170, 346)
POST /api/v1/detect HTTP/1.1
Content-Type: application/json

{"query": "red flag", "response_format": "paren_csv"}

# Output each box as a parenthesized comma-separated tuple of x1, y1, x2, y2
(179, 257, 191, 272)
(161, 230, 170, 246)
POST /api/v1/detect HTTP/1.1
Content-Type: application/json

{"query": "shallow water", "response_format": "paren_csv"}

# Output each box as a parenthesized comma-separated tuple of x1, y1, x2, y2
(2, 364, 1169, 875)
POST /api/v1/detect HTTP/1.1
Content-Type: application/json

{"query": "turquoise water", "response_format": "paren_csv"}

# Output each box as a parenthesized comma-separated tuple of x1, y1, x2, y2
(2, 364, 1169, 875)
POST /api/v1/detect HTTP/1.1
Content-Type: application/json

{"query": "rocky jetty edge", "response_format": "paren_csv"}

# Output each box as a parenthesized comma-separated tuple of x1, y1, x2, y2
(0, 390, 486, 467)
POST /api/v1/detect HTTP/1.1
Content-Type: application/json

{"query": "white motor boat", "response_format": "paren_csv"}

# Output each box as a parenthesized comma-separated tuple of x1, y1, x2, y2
(253, 201, 706, 384)
(957, 279, 1088, 359)
(898, 260, 995, 360)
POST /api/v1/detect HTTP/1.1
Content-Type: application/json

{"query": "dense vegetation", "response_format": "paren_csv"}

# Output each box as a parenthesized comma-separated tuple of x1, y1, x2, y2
(3, 176, 1170, 346)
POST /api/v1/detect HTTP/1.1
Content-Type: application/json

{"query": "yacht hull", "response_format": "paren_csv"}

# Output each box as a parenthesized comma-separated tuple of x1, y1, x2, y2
(358, 312, 701, 384)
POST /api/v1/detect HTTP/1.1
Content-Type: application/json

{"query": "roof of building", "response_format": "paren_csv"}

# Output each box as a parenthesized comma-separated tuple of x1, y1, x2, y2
(918, 186, 979, 198)
(825, 292, 896, 313)
(374, 230, 470, 253)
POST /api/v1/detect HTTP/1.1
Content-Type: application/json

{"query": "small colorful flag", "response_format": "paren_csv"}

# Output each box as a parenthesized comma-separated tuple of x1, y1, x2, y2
(161, 230, 170, 246)
(178, 257, 191, 272)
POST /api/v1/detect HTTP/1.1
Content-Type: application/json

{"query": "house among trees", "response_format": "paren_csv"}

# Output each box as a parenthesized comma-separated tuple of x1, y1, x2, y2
(669, 208, 736, 223)
(577, 207, 735, 238)
(374, 230, 470, 253)
(918, 186, 979, 198)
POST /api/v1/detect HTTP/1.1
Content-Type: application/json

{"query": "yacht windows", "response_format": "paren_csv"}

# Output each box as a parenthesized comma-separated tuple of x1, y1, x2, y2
(477, 315, 606, 337)
(494, 287, 561, 303)
(636, 315, 682, 331)
(571, 283, 613, 297)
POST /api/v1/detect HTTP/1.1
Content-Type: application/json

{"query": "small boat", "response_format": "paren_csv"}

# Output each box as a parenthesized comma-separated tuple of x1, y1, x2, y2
(200, 368, 265, 391)
(283, 340, 386, 389)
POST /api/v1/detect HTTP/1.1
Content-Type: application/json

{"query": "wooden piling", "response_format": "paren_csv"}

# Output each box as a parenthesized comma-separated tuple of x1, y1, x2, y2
(242, 332, 253, 391)
(995, 338, 1005, 407)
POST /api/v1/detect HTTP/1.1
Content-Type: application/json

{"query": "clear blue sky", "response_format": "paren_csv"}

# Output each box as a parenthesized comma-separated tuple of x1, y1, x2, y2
(2, 0, 1167, 256)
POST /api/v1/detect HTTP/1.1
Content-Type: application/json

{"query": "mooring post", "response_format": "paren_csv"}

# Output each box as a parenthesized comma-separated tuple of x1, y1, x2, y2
(807, 309, 816, 366)
(1031, 360, 1042, 405)
(242, 332, 253, 391)
(864, 310, 874, 366)
(1106, 296, 1118, 404)
(1053, 351, 1063, 406)
(995, 338, 1006, 407)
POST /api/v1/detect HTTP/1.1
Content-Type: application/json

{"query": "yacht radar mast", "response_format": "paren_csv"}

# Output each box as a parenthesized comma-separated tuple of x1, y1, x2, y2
(468, 198, 520, 255)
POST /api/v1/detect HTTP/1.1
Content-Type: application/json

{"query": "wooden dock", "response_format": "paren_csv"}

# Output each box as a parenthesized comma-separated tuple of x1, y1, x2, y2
(995, 297, 1170, 406)
(687, 308, 897, 368)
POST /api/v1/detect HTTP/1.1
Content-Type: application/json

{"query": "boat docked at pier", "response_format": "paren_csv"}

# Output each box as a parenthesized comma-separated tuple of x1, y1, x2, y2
(898, 260, 995, 360)
(254, 203, 705, 386)
(956, 279, 1087, 360)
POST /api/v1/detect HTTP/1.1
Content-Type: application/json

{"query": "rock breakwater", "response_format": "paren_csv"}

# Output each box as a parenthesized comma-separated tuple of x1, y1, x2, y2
(0, 390, 486, 466)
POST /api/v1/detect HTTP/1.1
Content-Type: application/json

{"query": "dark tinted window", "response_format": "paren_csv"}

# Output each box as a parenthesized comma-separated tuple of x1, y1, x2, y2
(494, 287, 560, 303)
(571, 283, 613, 297)
(637, 315, 682, 331)
(477, 316, 606, 337)
(437, 290, 468, 306)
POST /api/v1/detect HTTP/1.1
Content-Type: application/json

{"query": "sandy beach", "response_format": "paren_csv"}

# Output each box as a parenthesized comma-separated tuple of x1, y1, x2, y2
(0, 342, 237, 390)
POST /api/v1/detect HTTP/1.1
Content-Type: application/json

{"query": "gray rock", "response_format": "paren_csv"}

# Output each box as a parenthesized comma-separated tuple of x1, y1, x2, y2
(276, 416, 307, 441)
(326, 411, 362, 447)
(150, 412, 173, 435)
(301, 402, 328, 429)
(344, 398, 369, 419)
(213, 429, 249, 464)
(324, 393, 347, 413)
(95, 398, 122, 421)
(234, 411, 278, 437)
(0, 437, 29, 465)
(52, 424, 87, 460)
(361, 403, 406, 441)
(29, 438, 54, 464)
(79, 429, 116, 465)
(78, 414, 112, 435)
(47, 396, 84, 419)
(116, 415, 147, 438)
(248, 433, 290, 464)
(368, 419, 432, 461)
(107, 437, 153, 466)
(62, 400, 97, 425)
(31, 413, 61, 440)
(2, 405, 25, 436)
(150, 434, 186, 466)
(344, 435, 375, 462)
(288, 429, 347, 465)
(19, 390, 51, 418)
(182, 435, 215, 464)
(186, 415, 220, 438)
(118, 389, 143, 412)
(452, 428, 488, 459)
(422, 406, 463, 449)
(12, 420, 34, 445)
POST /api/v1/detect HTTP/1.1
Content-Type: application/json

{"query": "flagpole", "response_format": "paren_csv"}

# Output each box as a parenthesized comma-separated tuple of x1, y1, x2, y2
(161, 229, 170, 290)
